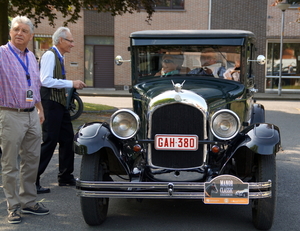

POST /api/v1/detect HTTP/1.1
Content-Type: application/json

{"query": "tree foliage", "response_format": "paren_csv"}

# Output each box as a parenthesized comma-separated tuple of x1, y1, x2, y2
(271, 0, 300, 23)
(0, 0, 156, 45)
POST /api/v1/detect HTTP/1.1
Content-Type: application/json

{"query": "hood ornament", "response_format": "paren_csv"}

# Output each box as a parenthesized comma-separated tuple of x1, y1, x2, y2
(171, 80, 186, 93)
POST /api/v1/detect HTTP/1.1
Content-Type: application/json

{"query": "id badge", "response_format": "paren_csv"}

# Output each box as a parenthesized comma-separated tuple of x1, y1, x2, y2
(26, 90, 33, 102)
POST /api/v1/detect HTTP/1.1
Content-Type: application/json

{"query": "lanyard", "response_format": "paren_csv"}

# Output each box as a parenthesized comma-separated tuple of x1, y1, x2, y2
(8, 43, 31, 87)
(51, 47, 65, 76)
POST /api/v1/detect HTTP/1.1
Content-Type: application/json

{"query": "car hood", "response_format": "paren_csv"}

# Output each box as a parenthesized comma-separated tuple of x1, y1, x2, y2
(132, 77, 246, 109)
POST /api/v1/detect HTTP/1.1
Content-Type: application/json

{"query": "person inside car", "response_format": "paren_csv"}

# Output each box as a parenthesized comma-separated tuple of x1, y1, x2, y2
(188, 48, 226, 78)
(155, 54, 184, 77)
(223, 59, 240, 81)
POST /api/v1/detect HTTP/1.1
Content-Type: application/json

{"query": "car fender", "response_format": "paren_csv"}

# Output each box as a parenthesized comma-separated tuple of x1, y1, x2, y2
(74, 122, 129, 175)
(240, 123, 281, 155)
(250, 103, 265, 124)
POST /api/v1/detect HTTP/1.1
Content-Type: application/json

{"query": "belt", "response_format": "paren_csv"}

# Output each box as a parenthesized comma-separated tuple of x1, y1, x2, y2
(0, 107, 35, 112)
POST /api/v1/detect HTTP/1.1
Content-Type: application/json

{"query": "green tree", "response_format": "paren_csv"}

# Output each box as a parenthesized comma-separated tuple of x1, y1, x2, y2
(0, 0, 156, 45)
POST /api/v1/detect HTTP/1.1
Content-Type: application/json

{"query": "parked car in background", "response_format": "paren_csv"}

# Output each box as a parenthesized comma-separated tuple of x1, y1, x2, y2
(74, 30, 281, 230)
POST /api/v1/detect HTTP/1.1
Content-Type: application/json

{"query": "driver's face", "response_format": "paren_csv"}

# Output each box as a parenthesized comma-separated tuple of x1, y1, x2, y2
(200, 52, 216, 66)
(161, 56, 178, 73)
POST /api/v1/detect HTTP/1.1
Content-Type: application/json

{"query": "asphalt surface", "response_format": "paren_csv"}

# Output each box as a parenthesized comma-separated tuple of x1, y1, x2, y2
(81, 96, 133, 109)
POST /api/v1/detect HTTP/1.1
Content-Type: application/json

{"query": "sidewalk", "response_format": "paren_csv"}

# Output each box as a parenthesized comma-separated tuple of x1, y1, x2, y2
(79, 88, 131, 97)
(78, 88, 300, 100)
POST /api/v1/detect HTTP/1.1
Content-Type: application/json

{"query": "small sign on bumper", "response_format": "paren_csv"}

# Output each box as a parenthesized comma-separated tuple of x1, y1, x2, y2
(204, 175, 249, 205)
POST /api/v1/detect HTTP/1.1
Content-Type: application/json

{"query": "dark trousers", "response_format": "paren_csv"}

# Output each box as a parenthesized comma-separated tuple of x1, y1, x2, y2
(36, 100, 74, 185)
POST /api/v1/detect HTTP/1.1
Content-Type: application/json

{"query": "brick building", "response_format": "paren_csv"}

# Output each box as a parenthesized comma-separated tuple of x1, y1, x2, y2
(30, 0, 300, 93)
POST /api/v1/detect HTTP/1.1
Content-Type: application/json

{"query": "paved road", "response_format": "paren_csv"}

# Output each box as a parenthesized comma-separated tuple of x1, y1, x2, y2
(0, 99, 299, 230)
(81, 96, 132, 109)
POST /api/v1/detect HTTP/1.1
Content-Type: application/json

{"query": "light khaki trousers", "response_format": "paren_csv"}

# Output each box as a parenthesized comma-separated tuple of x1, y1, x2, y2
(0, 108, 41, 213)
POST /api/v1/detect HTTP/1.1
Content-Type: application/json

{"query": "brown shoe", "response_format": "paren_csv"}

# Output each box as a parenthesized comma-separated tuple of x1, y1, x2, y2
(8, 210, 21, 224)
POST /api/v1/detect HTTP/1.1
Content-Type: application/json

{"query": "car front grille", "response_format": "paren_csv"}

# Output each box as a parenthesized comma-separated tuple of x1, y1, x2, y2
(150, 103, 205, 168)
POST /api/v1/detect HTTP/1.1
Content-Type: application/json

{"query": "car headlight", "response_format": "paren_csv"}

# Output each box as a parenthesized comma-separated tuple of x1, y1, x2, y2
(210, 109, 240, 140)
(110, 109, 140, 139)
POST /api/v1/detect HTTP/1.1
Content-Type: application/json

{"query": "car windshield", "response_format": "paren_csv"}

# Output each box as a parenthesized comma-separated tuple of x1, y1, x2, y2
(136, 45, 241, 82)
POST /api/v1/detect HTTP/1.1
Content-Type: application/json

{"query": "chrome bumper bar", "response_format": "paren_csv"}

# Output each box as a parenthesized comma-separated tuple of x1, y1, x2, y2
(76, 180, 271, 199)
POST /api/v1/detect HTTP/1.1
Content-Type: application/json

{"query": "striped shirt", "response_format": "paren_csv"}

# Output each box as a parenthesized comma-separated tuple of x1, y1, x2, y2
(0, 42, 41, 108)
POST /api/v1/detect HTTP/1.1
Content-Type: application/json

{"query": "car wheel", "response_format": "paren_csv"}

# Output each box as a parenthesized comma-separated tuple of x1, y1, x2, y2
(252, 154, 276, 230)
(69, 94, 84, 121)
(80, 151, 111, 226)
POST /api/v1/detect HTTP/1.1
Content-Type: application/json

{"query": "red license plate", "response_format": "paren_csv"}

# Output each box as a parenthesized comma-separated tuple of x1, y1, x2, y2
(154, 135, 198, 151)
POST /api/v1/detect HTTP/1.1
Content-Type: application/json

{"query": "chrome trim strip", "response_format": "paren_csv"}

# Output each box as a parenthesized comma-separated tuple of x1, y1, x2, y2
(76, 180, 272, 199)
(78, 191, 270, 199)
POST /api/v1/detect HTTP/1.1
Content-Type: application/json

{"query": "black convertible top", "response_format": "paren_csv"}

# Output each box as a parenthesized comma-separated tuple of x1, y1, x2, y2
(130, 30, 255, 46)
(131, 29, 254, 38)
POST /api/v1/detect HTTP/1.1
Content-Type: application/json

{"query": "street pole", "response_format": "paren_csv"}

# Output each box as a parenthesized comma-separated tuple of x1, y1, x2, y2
(277, 2, 290, 96)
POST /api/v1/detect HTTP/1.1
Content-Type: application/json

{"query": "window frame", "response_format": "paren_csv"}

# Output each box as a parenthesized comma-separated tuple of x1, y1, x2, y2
(33, 35, 52, 61)
(265, 39, 300, 92)
(154, 0, 184, 10)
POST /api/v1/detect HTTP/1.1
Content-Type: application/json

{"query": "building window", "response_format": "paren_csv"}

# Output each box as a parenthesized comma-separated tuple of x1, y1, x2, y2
(266, 41, 300, 91)
(85, 45, 94, 87)
(287, 0, 300, 4)
(155, 0, 184, 9)
(33, 35, 52, 61)
(85, 36, 114, 45)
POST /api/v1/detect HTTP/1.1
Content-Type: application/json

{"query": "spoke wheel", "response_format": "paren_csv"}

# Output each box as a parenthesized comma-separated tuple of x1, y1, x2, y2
(252, 154, 277, 230)
(80, 152, 111, 226)
(69, 94, 83, 121)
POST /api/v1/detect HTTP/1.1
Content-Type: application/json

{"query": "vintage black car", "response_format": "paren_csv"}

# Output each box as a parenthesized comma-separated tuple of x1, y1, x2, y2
(74, 30, 281, 230)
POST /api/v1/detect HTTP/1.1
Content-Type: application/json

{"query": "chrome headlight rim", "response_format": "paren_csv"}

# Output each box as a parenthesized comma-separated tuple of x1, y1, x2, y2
(109, 109, 140, 139)
(210, 109, 240, 140)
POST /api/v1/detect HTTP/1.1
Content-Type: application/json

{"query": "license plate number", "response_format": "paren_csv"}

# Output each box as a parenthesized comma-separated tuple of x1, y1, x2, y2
(154, 135, 198, 151)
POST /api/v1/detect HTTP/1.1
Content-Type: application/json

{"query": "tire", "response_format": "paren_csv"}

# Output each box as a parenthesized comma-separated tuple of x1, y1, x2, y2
(252, 154, 277, 230)
(69, 94, 83, 121)
(80, 152, 111, 226)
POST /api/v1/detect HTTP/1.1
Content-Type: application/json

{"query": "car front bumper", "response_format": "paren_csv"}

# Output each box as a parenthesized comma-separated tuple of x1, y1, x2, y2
(76, 180, 271, 199)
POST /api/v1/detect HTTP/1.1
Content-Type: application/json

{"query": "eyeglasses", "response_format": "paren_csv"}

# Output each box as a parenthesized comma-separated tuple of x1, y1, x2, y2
(63, 38, 74, 43)
(163, 59, 174, 63)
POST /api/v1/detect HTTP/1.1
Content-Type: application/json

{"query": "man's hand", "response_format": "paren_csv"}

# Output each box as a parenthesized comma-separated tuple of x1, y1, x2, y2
(73, 80, 87, 89)
(35, 102, 45, 124)
(38, 112, 45, 124)
(203, 67, 212, 75)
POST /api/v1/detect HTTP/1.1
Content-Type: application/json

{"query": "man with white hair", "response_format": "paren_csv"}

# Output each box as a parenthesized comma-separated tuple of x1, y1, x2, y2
(0, 15, 49, 224)
(36, 27, 86, 194)
(189, 48, 226, 77)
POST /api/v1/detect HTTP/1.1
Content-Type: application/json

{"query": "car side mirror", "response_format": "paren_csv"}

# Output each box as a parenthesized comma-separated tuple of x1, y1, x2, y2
(115, 55, 131, 66)
(247, 55, 266, 65)
(256, 55, 266, 65)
